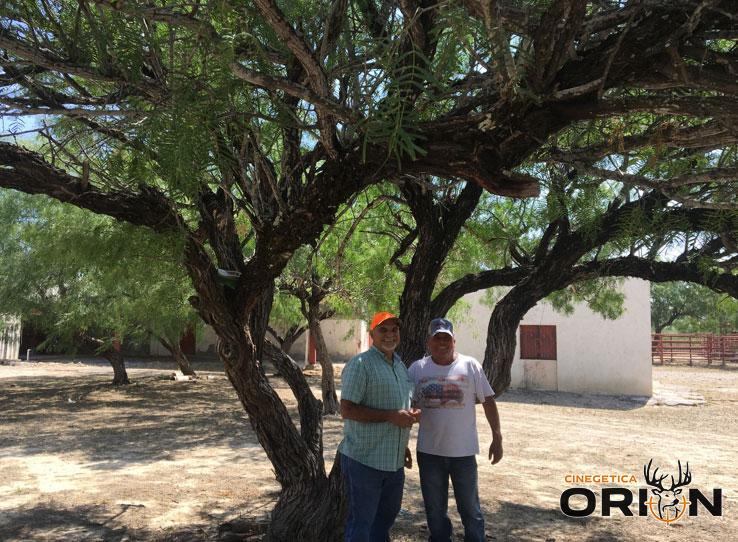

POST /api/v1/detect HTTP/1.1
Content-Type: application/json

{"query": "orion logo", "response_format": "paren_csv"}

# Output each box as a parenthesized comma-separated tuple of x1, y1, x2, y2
(560, 459, 723, 523)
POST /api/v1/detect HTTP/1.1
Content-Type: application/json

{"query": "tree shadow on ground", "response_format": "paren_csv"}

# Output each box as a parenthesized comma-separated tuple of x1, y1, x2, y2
(498, 389, 648, 411)
(0, 373, 272, 469)
(485, 501, 622, 542)
(390, 497, 627, 542)
(0, 501, 231, 541)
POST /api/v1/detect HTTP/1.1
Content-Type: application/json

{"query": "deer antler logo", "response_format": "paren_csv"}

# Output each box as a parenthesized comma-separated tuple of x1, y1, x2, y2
(644, 459, 692, 523)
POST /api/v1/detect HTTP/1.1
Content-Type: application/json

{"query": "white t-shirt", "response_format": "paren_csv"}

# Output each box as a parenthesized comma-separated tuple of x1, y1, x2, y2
(408, 353, 494, 457)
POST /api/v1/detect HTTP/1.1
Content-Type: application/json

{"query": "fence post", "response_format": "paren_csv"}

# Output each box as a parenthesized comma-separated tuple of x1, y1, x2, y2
(707, 334, 712, 365)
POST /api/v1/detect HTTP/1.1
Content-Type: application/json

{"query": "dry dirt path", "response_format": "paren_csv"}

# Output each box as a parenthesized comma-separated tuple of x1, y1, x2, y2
(0, 361, 735, 541)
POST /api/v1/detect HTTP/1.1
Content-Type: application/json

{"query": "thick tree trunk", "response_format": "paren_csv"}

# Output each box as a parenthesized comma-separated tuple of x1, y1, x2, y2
(483, 267, 567, 394)
(398, 219, 459, 363)
(268, 459, 345, 541)
(194, 283, 339, 540)
(219, 334, 345, 541)
(182, 235, 345, 539)
(105, 349, 130, 386)
(397, 225, 451, 363)
(158, 336, 197, 377)
(398, 181, 482, 363)
(79, 332, 130, 385)
(308, 311, 339, 416)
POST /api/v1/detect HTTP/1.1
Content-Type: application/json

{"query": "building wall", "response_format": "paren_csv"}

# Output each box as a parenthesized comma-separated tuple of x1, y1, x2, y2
(452, 279, 652, 396)
(0, 316, 21, 361)
(154, 320, 364, 363)
(310, 319, 367, 362)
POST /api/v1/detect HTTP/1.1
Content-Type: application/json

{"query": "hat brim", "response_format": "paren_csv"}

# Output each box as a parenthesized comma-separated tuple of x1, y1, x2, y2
(372, 316, 402, 330)
(431, 329, 454, 337)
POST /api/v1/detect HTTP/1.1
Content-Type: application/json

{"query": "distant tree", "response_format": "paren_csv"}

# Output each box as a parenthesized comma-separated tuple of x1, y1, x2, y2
(652, 281, 710, 333)
(0, 193, 198, 383)
(652, 282, 738, 333)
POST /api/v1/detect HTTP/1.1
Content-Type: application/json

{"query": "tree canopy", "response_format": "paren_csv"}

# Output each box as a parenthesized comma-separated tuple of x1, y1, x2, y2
(1, 1, 737, 539)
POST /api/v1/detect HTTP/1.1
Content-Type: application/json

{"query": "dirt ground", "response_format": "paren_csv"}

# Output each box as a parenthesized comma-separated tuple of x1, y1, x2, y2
(1, 358, 735, 541)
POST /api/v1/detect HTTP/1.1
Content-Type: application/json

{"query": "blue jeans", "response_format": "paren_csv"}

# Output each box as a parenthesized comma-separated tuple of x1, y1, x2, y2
(341, 453, 404, 542)
(417, 452, 485, 542)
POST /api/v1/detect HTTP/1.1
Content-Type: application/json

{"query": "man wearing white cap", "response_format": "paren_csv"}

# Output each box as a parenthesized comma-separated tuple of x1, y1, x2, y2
(408, 317, 503, 542)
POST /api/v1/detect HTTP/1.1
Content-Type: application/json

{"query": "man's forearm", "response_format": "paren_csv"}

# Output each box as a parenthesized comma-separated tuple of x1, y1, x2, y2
(483, 396, 502, 436)
(341, 399, 408, 424)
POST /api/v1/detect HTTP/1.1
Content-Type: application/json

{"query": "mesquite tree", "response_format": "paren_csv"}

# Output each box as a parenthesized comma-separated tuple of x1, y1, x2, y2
(2, 1, 738, 538)
(416, 177, 738, 395)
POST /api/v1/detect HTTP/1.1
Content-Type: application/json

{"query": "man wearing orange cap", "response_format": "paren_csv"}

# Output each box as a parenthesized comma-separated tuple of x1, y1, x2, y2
(338, 311, 419, 542)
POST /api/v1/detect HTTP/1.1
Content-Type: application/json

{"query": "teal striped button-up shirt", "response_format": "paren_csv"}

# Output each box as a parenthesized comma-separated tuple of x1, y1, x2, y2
(338, 346, 414, 472)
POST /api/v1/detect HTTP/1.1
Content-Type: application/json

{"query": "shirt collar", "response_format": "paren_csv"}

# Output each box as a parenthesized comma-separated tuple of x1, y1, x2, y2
(370, 345, 400, 365)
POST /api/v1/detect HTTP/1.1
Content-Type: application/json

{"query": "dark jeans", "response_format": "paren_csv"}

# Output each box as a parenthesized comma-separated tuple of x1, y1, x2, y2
(417, 451, 485, 542)
(341, 453, 405, 542)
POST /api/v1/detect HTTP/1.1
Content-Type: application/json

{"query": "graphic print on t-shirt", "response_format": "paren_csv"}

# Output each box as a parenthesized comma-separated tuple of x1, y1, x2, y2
(417, 375, 468, 409)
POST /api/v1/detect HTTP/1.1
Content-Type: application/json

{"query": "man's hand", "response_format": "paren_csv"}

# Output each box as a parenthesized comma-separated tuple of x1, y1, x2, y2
(389, 409, 416, 428)
(409, 407, 422, 423)
(488, 432, 503, 465)
(482, 396, 502, 464)
(404, 447, 413, 469)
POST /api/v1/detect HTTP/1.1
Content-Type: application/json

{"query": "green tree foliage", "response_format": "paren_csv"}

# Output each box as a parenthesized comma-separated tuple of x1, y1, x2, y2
(652, 281, 738, 333)
(0, 192, 198, 371)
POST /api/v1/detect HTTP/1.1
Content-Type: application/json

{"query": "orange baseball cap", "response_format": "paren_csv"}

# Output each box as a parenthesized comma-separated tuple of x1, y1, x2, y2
(369, 311, 400, 331)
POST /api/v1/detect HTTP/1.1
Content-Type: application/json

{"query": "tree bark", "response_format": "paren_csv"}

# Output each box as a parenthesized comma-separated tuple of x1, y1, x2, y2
(158, 336, 197, 377)
(79, 332, 131, 386)
(281, 326, 306, 356)
(217, 332, 346, 541)
(483, 285, 541, 395)
(308, 306, 339, 416)
(398, 181, 482, 363)
(104, 349, 130, 386)
(267, 459, 345, 541)
(185, 239, 343, 539)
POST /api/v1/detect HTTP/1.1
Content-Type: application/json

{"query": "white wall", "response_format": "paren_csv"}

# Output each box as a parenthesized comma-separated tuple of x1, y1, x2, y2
(453, 279, 652, 396)
(0, 316, 21, 360)
(159, 319, 365, 364)
(317, 319, 366, 361)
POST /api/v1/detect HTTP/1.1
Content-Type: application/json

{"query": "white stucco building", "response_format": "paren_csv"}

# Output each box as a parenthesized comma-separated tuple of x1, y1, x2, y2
(453, 278, 652, 396)
(306, 278, 652, 396)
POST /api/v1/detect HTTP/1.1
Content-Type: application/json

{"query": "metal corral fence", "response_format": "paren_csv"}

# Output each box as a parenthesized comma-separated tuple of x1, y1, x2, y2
(652, 333, 738, 366)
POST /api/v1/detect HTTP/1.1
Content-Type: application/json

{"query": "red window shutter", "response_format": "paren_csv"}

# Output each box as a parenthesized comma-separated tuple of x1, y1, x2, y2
(519, 325, 539, 359)
(519, 325, 557, 360)
(538, 325, 557, 360)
